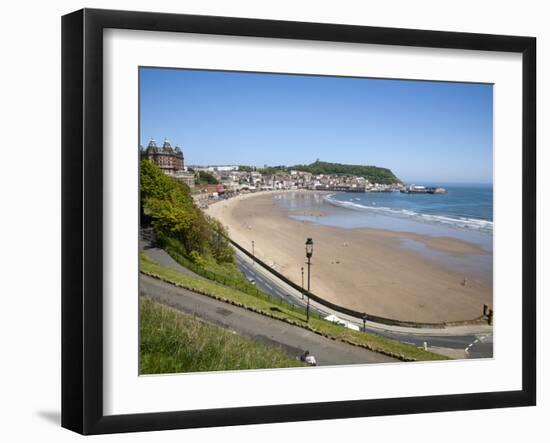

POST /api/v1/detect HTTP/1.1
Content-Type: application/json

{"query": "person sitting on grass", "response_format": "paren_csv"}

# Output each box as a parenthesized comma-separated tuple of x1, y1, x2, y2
(300, 350, 317, 366)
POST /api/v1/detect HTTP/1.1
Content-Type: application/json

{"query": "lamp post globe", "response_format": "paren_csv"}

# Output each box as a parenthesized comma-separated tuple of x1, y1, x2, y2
(305, 237, 313, 259)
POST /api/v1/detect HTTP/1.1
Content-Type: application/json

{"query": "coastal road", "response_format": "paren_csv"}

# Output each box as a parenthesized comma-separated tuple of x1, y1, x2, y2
(372, 329, 493, 359)
(140, 274, 397, 366)
(235, 253, 322, 313)
(234, 248, 493, 359)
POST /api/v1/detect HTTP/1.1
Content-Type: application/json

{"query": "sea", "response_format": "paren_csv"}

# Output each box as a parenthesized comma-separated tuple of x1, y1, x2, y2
(273, 184, 493, 282)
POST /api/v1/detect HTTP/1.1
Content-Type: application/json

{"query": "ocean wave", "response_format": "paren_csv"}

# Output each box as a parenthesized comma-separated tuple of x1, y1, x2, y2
(324, 195, 493, 232)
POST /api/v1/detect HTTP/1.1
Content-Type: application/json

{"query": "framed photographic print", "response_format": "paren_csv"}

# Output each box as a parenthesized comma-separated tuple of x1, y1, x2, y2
(61, 8, 536, 435)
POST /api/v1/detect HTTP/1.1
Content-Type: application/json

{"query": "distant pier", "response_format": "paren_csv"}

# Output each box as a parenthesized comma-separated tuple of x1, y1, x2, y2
(400, 185, 447, 194)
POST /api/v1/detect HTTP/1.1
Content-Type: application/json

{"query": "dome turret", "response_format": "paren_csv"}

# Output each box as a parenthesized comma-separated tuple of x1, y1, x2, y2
(162, 138, 174, 153)
(146, 138, 159, 153)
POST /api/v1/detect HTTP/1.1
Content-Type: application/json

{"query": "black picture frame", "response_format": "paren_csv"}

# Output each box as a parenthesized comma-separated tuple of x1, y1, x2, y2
(61, 8, 536, 435)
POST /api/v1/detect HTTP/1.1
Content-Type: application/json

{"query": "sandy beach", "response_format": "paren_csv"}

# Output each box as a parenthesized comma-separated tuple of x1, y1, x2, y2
(206, 191, 492, 323)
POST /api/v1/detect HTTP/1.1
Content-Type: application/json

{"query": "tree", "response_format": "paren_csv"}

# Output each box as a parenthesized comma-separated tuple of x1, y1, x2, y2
(195, 170, 220, 185)
(140, 160, 234, 264)
(289, 160, 401, 184)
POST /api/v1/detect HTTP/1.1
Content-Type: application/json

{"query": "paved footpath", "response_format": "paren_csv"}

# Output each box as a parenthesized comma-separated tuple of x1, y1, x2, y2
(140, 274, 397, 366)
(141, 239, 204, 279)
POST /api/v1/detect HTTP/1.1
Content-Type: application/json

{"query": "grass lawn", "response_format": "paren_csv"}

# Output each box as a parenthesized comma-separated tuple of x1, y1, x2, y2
(140, 297, 305, 374)
(161, 236, 261, 295)
(140, 252, 448, 362)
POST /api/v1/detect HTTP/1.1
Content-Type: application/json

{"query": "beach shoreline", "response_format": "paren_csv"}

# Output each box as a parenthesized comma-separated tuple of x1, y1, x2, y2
(205, 190, 493, 323)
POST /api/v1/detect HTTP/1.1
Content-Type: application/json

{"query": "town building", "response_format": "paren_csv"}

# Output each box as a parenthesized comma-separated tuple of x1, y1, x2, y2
(190, 165, 240, 173)
(140, 138, 194, 188)
(207, 165, 239, 172)
(173, 171, 196, 188)
(141, 138, 184, 173)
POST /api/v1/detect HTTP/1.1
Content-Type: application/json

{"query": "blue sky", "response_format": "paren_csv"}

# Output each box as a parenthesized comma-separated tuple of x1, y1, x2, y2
(140, 68, 493, 183)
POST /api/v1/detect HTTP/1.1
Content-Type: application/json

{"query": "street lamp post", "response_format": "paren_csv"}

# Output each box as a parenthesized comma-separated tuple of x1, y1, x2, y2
(300, 266, 304, 300)
(251, 240, 255, 266)
(305, 238, 313, 322)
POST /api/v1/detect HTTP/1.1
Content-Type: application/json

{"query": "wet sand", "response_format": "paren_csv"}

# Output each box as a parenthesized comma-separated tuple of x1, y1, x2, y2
(206, 191, 492, 323)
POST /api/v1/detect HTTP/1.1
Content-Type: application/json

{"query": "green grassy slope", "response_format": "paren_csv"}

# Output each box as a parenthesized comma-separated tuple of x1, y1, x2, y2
(140, 297, 305, 374)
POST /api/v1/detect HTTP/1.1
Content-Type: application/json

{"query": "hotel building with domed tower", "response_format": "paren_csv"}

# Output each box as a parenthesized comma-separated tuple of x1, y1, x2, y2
(140, 138, 195, 188)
